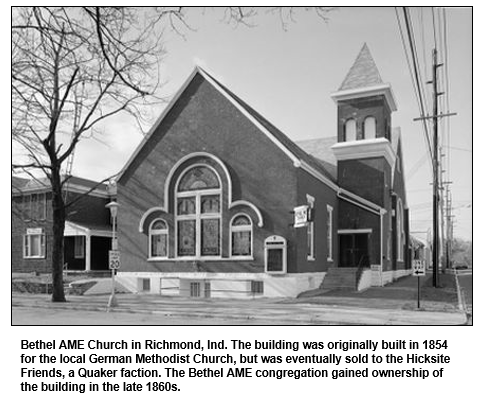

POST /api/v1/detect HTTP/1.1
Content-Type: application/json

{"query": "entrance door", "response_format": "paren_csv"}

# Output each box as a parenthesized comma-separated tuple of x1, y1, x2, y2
(339, 233, 370, 267)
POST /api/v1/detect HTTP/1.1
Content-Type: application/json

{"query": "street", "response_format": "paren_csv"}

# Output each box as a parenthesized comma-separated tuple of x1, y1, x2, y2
(11, 282, 467, 325)
(12, 307, 287, 325)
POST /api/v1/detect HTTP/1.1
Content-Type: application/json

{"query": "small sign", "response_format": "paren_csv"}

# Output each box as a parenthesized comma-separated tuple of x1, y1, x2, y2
(109, 251, 120, 270)
(294, 205, 309, 228)
(412, 260, 426, 276)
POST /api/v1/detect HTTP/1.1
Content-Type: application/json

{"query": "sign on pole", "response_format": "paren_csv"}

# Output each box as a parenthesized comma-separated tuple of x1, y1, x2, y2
(109, 250, 120, 270)
(412, 260, 425, 309)
(412, 260, 426, 277)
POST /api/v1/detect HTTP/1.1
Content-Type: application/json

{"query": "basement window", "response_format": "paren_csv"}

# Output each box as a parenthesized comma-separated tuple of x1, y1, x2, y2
(251, 281, 264, 295)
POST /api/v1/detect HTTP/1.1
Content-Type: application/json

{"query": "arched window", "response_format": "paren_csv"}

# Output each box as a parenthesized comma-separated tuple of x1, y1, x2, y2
(364, 116, 377, 139)
(176, 165, 221, 258)
(230, 214, 253, 258)
(345, 119, 357, 141)
(149, 219, 168, 258)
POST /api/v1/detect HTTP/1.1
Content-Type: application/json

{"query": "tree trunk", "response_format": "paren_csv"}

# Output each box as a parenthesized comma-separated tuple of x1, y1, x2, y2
(51, 166, 66, 302)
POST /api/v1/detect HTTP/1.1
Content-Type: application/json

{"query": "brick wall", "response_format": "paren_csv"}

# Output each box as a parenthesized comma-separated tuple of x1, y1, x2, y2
(295, 169, 338, 272)
(12, 191, 110, 273)
(337, 95, 392, 142)
(117, 73, 300, 274)
(338, 157, 391, 207)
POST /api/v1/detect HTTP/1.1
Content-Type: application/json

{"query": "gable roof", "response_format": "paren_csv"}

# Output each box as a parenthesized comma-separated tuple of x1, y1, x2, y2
(199, 68, 338, 185)
(11, 175, 109, 197)
(118, 65, 385, 214)
(118, 66, 337, 188)
(296, 136, 338, 180)
(339, 43, 384, 91)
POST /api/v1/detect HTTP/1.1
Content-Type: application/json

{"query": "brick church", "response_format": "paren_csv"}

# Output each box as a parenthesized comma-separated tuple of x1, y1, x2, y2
(115, 44, 411, 298)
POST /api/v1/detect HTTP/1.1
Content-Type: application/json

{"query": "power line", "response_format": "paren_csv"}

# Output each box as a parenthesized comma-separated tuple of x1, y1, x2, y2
(396, 7, 434, 168)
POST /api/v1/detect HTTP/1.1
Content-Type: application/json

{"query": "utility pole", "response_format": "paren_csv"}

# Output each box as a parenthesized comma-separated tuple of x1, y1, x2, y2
(431, 48, 442, 287)
(414, 48, 456, 288)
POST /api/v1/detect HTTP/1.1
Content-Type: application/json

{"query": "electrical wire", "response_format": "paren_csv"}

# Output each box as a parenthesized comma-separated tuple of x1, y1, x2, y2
(395, 7, 434, 170)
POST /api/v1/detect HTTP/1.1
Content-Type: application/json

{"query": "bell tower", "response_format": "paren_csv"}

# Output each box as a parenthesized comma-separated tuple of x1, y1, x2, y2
(331, 44, 398, 207)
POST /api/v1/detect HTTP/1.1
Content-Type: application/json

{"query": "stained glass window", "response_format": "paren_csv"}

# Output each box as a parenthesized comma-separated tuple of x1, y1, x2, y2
(201, 195, 220, 214)
(175, 164, 222, 258)
(178, 166, 220, 192)
(177, 220, 196, 256)
(201, 219, 220, 256)
(231, 215, 252, 257)
(150, 219, 168, 258)
(177, 197, 196, 215)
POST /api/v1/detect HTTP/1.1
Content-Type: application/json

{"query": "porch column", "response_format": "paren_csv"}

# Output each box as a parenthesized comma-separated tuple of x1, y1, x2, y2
(85, 232, 91, 271)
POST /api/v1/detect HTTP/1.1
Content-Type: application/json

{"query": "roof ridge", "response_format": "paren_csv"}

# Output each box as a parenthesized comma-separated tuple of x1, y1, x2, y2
(199, 70, 337, 183)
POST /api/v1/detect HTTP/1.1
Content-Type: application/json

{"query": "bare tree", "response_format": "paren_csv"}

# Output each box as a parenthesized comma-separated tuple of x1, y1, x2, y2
(12, 7, 167, 301)
(12, 6, 336, 302)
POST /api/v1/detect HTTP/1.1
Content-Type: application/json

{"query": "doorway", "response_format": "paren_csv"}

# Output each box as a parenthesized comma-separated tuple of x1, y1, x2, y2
(339, 233, 370, 267)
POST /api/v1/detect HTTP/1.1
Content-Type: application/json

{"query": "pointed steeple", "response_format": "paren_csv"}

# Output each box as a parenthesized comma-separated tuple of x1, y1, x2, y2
(339, 43, 384, 91)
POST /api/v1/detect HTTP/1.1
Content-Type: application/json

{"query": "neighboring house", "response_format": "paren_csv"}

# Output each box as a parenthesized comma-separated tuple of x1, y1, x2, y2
(409, 235, 428, 267)
(115, 43, 412, 298)
(12, 175, 113, 273)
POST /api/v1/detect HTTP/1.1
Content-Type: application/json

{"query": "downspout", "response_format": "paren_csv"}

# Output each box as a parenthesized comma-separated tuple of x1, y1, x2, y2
(380, 209, 386, 286)
(85, 229, 91, 272)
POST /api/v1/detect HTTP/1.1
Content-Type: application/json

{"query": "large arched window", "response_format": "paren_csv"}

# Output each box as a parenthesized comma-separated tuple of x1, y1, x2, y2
(149, 219, 168, 258)
(364, 116, 377, 139)
(345, 119, 357, 142)
(230, 214, 253, 258)
(176, 165, 221, 258)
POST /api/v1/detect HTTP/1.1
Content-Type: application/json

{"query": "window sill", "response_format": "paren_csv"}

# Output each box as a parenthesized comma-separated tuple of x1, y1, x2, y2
(265, 270, 287, 275)
(173, 256, 223, 261)
(23, 256, 45, 259)
(148, 257, 169, 262)
(327, 258, 334, 262)
(307, 257, 316, 261)
(229, 256, 254, 261)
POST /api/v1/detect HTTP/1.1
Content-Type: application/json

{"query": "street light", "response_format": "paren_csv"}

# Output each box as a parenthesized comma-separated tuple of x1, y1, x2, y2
(106, 201, 119, 308)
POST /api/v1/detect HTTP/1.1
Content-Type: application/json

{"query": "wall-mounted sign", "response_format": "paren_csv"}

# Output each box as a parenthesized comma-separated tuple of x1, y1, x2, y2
(294, 205, 309, 228)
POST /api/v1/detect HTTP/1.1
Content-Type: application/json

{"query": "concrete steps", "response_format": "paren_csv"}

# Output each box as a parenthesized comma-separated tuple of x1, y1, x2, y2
(321, 267, 360, 290)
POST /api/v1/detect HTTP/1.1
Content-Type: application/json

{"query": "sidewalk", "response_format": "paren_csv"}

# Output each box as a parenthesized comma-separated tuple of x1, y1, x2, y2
(12, 273, 467, 325)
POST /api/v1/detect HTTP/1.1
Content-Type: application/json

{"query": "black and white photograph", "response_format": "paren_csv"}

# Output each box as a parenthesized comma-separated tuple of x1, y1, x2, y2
(8, 5, 478, 400)
(11, 6, 472, 326)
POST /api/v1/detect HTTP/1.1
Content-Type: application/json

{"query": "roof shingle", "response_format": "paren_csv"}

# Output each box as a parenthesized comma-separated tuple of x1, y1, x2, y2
(339, 43, 384, 91)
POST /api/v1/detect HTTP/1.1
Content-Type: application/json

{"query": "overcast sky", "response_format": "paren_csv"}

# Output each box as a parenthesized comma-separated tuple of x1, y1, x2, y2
(17, 7, 474, 241)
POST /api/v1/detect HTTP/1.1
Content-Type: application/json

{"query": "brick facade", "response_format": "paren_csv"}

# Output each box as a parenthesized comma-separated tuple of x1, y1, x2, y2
(11, 188, 111, 273)
(118, 74, 338, 276)
(337, 95, 392, 142)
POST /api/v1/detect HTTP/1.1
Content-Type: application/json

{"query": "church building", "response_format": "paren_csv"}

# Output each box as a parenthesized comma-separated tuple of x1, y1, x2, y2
(115, 44, 411, 298)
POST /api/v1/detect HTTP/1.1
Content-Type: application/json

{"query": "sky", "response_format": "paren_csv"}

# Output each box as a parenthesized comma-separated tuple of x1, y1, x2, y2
(19, 7, 474, 241)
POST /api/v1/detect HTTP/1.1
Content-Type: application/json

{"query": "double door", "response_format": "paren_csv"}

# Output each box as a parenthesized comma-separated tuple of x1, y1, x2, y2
(339, 233, 370, 267)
